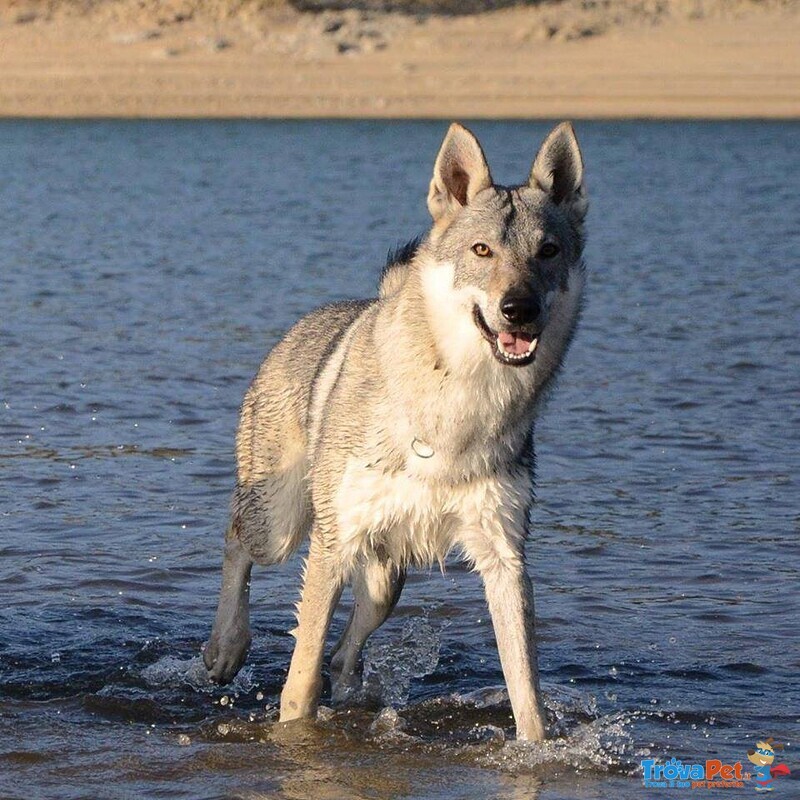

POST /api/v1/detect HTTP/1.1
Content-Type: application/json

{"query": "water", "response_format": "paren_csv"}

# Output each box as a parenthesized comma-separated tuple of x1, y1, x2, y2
(0, 121, 798, 800)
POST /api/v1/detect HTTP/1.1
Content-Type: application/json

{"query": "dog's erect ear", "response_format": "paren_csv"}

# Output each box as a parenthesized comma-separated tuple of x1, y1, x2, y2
(427, 123, 492, 223)
(530, 122, 586, 218)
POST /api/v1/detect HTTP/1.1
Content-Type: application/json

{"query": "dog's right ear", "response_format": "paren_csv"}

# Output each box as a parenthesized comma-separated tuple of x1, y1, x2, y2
(427, 123, 492, 223)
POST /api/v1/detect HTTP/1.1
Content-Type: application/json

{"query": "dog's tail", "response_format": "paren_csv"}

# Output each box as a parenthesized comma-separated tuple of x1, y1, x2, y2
(379, 235, 423, 298)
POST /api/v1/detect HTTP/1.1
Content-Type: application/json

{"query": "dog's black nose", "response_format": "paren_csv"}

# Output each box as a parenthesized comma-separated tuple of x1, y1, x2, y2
(500, 292, 541, 325)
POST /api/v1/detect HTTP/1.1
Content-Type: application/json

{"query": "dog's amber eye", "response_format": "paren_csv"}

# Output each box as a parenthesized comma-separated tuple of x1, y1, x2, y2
(539, 242, 560, 259)
(472, 242, 492, 257)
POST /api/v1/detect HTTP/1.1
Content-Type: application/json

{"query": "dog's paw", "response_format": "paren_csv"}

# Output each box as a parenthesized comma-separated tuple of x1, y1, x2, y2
(203, 626, 251, 684)
(330, 676, 363, 707)
(329, 656, 364, 706)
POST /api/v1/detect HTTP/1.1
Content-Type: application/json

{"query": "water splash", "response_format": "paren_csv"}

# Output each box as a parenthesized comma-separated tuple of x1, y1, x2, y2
(543, 681, 599, 734)
(313, 678, 645, 778)
(368, 706, 408, 738)
(428, 682, 642, 775)
(139, 655, 255, 695)
(479, 709, 650, 776)
(479, 713, 638, 775)
(361, 615, 444, 707)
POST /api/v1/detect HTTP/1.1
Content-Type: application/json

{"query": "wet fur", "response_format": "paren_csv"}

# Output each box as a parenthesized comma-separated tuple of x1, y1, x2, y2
(204, 122, 589, 742)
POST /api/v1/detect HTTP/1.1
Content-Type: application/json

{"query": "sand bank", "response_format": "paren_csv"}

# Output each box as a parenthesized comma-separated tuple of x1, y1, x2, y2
(0, 1, 797, 118)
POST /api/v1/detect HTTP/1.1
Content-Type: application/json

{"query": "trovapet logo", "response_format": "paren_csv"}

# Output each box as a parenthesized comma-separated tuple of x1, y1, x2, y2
(641, 757, 747, 790)
(746, 738, 791, 792)
(641, 738, 791, 792)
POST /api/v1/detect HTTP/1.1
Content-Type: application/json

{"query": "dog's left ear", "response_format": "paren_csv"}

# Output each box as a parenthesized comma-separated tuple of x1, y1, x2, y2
(530, 122, 587, 220)
(427, 123, 493, 223)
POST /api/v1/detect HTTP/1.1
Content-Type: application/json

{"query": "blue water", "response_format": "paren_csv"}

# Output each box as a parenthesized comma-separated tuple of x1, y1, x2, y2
(0, 121, 798, 800)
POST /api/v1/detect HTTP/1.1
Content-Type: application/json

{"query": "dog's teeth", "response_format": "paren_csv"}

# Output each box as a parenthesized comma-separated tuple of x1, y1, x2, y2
(496, 336, 539, 361)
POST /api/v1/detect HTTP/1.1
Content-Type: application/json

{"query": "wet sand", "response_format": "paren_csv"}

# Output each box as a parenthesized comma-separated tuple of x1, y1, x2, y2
(0, 2, 797, 118)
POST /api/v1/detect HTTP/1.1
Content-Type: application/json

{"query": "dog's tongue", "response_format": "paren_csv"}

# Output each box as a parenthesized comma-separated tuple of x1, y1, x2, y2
(497, 331, 533, 355)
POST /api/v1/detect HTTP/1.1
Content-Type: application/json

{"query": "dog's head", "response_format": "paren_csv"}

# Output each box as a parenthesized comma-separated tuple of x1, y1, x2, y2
(421, 122, 587, 371)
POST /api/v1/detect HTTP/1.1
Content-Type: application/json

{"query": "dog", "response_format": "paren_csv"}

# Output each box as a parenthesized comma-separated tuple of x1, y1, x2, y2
(203, 121, 588, 742)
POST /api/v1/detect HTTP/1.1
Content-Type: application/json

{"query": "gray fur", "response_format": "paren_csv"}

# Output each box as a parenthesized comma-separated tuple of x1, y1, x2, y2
(204, 122, 588, 742)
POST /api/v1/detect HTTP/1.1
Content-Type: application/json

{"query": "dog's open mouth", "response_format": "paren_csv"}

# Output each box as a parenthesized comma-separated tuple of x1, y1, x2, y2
(472, 305, 539, 367)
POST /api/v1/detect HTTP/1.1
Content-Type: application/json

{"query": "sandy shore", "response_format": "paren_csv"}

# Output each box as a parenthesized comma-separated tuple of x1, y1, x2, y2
(0, 1, 797, 118)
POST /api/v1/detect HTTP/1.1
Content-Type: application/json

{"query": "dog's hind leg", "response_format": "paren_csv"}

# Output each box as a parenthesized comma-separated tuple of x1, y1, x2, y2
(279, 531, 345, 722)
(329, 555, 406, 704)
(204, 521, 253, 684)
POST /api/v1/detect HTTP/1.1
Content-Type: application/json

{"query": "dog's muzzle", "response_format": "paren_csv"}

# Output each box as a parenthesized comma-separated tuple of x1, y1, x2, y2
(472, 305, 540, 367)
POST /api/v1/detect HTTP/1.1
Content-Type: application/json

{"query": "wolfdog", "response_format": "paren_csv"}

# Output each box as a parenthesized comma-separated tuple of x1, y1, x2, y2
(203, 122, 588, 741)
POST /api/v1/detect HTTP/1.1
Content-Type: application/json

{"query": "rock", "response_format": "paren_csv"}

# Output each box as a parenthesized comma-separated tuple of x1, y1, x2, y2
(151, 47, 181, 59)
(554, 24, 600, 42)
(14, 10, 38, 24)
(112, 30, 162, 45)
(516, 23, 560, 43)
(198, 36, 232, 51)
(538, 24, 560, 40)
(323, 19, 344, 34)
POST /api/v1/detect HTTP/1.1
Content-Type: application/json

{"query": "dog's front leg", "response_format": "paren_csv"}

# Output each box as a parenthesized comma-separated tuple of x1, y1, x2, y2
(480, 559, 547, 742)
(204, 522, 253, 684)
(279, 530, 344, 722)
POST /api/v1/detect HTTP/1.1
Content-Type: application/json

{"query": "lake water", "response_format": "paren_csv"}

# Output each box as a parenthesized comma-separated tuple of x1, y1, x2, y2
(0, 120, 798, 800)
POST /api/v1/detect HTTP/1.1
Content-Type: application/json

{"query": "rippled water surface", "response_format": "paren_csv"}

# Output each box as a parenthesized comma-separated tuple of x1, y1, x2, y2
(0, 121, 798, 800)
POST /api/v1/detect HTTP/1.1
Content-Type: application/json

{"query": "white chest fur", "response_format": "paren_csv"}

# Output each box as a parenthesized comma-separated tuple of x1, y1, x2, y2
(333, 454, 532, 575)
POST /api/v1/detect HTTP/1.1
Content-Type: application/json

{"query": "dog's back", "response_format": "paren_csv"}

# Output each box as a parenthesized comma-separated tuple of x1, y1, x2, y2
(231, 240, 417, 565)
(232, 299, 370, 564)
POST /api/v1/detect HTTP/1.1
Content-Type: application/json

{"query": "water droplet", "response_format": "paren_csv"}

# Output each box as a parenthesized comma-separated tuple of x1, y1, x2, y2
(256, 691, 264, 701)
(220, 695, 230, 706)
